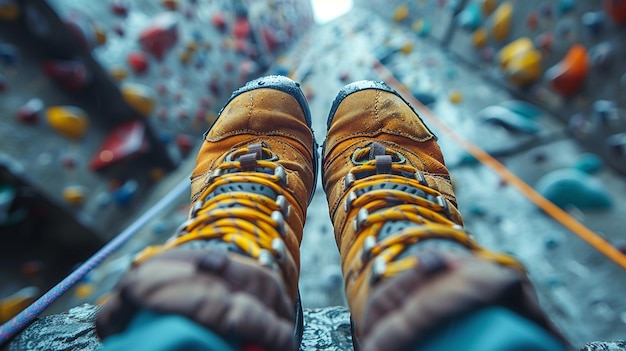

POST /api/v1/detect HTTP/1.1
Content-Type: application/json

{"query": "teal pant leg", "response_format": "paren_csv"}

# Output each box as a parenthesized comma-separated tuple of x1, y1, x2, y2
(101, 309, 239, 351)
(414, 307, 567, 351)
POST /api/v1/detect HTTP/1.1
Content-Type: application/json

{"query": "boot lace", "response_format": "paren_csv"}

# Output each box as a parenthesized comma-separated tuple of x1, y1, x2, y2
(343, 142, 523, 284)
(134, 143, 293, 272)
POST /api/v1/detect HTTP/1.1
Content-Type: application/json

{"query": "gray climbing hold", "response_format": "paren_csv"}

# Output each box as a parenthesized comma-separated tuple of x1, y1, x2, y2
(498, 100, 542, 120)
(478, 105, 540, 134)
(573, 153, 603, 174)
(412, 91, 437, 106)
(535, 169, 612, 210)
(589, 42, 615, 71)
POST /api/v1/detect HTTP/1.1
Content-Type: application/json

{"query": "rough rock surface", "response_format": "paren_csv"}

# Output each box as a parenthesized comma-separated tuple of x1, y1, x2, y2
(7, 304, 625, 351)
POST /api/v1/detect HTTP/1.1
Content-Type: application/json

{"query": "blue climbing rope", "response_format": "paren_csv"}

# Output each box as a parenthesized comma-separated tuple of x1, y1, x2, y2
(0, 178, 190, 347)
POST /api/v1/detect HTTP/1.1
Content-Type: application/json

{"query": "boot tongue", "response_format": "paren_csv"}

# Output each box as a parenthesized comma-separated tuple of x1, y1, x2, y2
(369, 142, 387, 158)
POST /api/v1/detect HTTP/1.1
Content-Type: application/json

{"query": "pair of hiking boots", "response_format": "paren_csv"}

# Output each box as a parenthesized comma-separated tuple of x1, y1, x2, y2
(96, 76, 561, 351)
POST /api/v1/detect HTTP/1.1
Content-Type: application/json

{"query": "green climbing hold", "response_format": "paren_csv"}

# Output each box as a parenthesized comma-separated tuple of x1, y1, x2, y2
(535, 169, 612, 210)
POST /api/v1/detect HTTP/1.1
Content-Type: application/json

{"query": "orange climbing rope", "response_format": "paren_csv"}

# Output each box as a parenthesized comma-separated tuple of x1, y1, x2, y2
(373, 60, 626, 271)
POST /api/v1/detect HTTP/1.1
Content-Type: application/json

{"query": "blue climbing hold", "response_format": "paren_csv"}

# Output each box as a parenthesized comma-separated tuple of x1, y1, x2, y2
(479, 105, 541, 134)
(582, 12, 605, 36)
(412, 91, 437, 106)
(112, 180, 139, 207)
(0, 43, 19, 66)
(498, 100, 542, 120)
(458, 2, 483, 31)
(573, 153, 603, 174)
(558, 0, 575, 14)
(535, 169, 612, 210)
(592, 100, 618, 126)
(589, 42, 615, 71)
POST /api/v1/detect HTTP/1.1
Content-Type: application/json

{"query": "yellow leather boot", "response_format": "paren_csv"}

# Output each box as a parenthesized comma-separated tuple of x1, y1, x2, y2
(323, 81, 561, 351)
(97, 75, 318, 351)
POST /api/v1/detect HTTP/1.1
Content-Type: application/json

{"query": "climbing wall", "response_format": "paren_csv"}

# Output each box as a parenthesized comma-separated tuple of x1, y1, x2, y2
(356, 0, 626, 175)
(0, 0, 313, 319)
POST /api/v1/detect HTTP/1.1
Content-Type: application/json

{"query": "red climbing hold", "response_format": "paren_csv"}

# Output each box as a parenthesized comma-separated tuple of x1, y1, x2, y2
(233, 17, 250, 39)
(211, 12, 227, 31)
(175, 134, 193, 157)
(111, 0, 128, 17)
(127, 51, 149, 74)
(604, 0, 626, 23)
(139, 13, 179, 60)
(545, 44, 590, 97)
(41, 60, 90, 92)
(89, 120, 150, 171)
(16, 98, 44, 124)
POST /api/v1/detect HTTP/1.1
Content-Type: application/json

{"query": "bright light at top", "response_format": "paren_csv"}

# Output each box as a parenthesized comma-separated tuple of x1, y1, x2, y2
(311, 0, 353, 23)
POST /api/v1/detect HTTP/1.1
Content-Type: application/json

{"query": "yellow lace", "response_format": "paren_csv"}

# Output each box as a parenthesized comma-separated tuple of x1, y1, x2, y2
(345, 145, 524, 282)
(134, 145, 293, 267)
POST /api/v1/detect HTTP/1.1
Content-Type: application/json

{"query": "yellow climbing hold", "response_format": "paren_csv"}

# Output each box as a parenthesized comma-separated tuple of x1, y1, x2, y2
(46, 106, 88, 140)
(121, 83, 156, 116)
(393, 4, 409, 22)
(491, 2, 513, 42)
(75, 283, 95, 299)
(472, 28, 488, 49)
(400, 42, 414, 54)
(94, 25, 107, 46)
(63, 185, 87, 205)
(481, 0, 498, 15)
(449, 90, 464, 104)
(0, 287, 39, 323)
(0, 1, 20, 21)
(109, 66, 128, 81)
(498, 38, 543, 87)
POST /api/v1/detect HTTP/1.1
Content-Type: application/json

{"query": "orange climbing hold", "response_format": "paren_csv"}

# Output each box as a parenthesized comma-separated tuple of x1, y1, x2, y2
(498, 38, 543, 87)
(472, 27, 488, 49)
(481, 0, 498, 15)
(393, 4, 409, 22)
(491, 2, 513, 42)
(62, 185, 87, 205)
(546, 44, 590, 97)
(0, 1, 19, 21)
(45, 106, 89, 140)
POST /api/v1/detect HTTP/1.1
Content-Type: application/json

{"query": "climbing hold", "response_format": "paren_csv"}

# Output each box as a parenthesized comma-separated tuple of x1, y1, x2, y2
(468, 204, 487, 217)
(400, 42, 414, 54)
(412, 19, 431, 37)
(0, 43, 19, 66)
(497, 37, 542, 87)
(449, 90, 463, 104)
(15, 98, 44, 124)
(109, 66, 128, 81)
(211, 12, 227, 31)
(459, 2, 482, 31)
(94, 24, 107, 46)
(0, 0, 19, 21)
(62, 185, 87, 205)
(545, 44, 589, 97)
(61, 153, 78, 170)
(491, 2, 513, 42)
(412, 91, 437, 106)
(127, 51, 149, 74)
(592, 100, 620, 127)
(233, 17, 250, 39)
(0, 287, 39, 324)
(176, 134, 193, 157)
(526, 12, 539, 31)
(0, 184, 27, 226)
(607, 132, 626, 157)
(589, 42, 615, 71)
(558, 0, 575, 14)
(41, 60, 91, 92)
(139, 13, 179, 60)
(111, 0, 128, 16)
(478, 105, 540, 134)
(64, 12, 99, 49)
(393, 4, 409, 22)
(75, 283, 95, 299)
(95, 192, 112, 208)
(121, 83, 156, 116)
(162, 0, 178, 11)
(540, 4, 553, 18)
(90, 121, 149, 171)
(555, 18, 576, 40)
(582, 12, 605, 36)
(535, 32, 554, 54)
(573, 153, 603, 174)
(498, 100, 542, 119)
(604, 0, 626, 24)
(472, 27, 488, 49)
(45, 106, 88, 140)
(112, 179, 139, 207)
(480, 0, 498, 15)
(535, 169, 612, 210)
